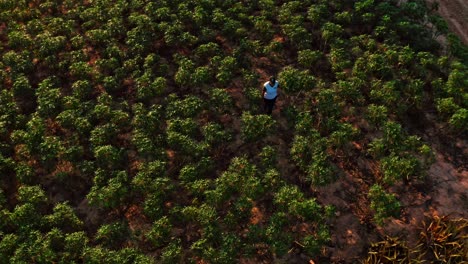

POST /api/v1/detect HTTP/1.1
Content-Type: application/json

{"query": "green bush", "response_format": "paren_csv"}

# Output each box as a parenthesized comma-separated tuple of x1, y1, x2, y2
(240, 112, 276, 142)
(166, 94, 205, 119)
(95, 221, 129, 248)
(306, 154, 336, 186)
(367, 104, 388, 127)
(208, 88, 233, 113)
(368, 184, 401, 225)
(381, 154, 421, 184)
(202, 122, 231, 145)
(298, 49, 323, 68)
(12, 74, 33, 98)
(278, 66, 316, 94)
(449, 108, 468, 132)
(147, 216, 172, 248)
(45, 202, 83, 231)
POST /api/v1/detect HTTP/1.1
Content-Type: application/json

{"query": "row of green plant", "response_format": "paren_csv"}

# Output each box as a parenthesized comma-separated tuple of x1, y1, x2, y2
(0, 0, 466, 262)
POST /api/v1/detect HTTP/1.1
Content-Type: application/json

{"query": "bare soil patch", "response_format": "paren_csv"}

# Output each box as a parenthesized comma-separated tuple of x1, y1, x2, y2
(428, 0, 468, 44)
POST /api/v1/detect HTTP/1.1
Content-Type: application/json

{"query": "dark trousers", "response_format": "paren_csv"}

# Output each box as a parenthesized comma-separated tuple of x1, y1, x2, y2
(263, 96, 277, 115)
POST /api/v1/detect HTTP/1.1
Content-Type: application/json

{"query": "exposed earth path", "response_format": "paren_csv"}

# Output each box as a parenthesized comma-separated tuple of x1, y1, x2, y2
(429, 0, 468, 44)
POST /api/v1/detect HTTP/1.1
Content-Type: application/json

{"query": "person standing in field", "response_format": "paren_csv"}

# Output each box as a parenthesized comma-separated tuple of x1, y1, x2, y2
(263, 76, 279, 115)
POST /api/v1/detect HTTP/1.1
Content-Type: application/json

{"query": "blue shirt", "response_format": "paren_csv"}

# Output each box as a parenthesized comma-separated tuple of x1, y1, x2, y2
(263, 80, 278, 99)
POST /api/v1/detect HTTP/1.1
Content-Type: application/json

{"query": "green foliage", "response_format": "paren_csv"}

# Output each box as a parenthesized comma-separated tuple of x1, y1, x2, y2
(274, 185, 304, 211)
(93, 145, 122, 169)
(82, 244, 153, 264)
(240, 112, 276, 142)
(207, 157, 263, 204)
(36, 78, 62, 117)
(64, 231, 89, 260)
(0, 233, 18, 263)
(368, 184, 401, 225)
(330, 46, 353, 72)
(216, 56, 238, 85)
(306, 155, 336, 186)
(290, 135, 314, 171)
(90, 124, 117, 147)
(17, 185, 47, 207)
(167, 118, 198, 137)
(9, 203, 41, 229)
(95, 221, 129, 248)
(278, 66, 316, 94)
(381, 154, 421, 184)
(208, 88, 233, 113)
(69, 61, 93, 79)
(137, 75, 167, 101)
(383, 121, 405, 147)
(253, 16, 274, 41)
(292, 198, 322, 221)
(291, 129, 336, 186)
(147, 216, 172, 248)
(282, 19, 313, 49)
(166, 94, 205, 119)
(45, 202, 83, 231)
(12, 74, 33, 98)
(367, 104, 388, 127)
(448, 108, 468, 132)
(266, 212, 293, 256)
(316, 88, 342, 123)
(7, 30, 32, 50)
(321, 22, 344, 43)
(436, 97, 460, 117)
(8, 229, 57, 263)
(302, 225, 331, 256)
(307, 4, 329, 25)
(447, 33, 468, 63)
(328, 122, 358, 149)
(195, 42, 220, 61)
(0, 1, 464, 262)
(269, 179, 330, 256)
(258, 145, 277, 169)
(2, 50, 33, 75)
(294, 111, 315, 136)
(132, 161, 168, 192)
(298, 49, 323, 68)
(87, 170, 129, 208)
(143, 193, 166, 221)
(202, 122, 231, 145)
(71, 79, 93, 100)
(160, 239, 183, 264)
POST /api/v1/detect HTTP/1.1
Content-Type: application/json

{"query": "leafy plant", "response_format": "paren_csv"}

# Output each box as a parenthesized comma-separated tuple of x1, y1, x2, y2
(202, 122, 231, 145)
(147, 216, 172, 248)
(278, 66, 316, 94)
(368, 184, 401, 225)
(381, 154, 421, 184)
(0, 0, 466, 263)
(298, 49, 323, 69)
(166, 94, 205, 119)
(95, 221, 129, 248)
(240, 112, 276, 142)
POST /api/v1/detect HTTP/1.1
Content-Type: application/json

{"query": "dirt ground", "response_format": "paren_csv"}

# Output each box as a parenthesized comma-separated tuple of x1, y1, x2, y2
(321, 2, 468, 261)
(428, 0, 468, 44)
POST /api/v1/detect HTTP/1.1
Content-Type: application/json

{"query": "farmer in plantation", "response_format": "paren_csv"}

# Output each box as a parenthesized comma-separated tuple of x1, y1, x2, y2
(262, 76, 279, 115)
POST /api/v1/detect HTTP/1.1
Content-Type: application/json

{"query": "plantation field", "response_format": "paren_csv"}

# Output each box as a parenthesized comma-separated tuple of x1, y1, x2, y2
(0, 0, 467, 263)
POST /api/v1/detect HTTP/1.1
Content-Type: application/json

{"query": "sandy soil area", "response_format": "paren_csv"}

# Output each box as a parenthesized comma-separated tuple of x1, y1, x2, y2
(429, 0, 468, 44)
